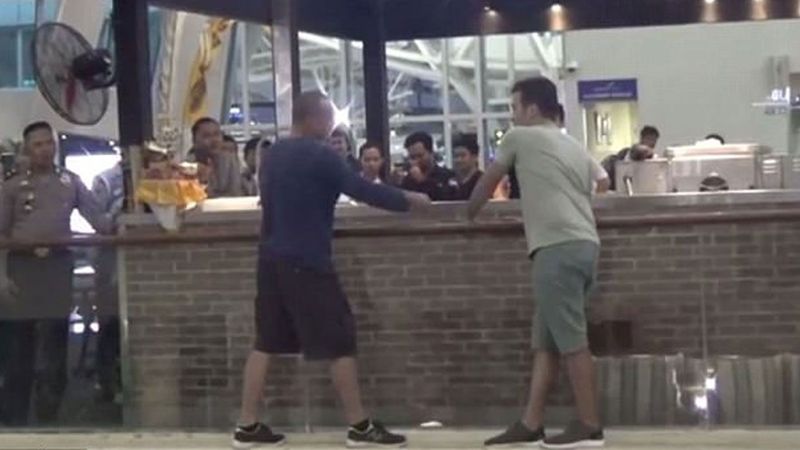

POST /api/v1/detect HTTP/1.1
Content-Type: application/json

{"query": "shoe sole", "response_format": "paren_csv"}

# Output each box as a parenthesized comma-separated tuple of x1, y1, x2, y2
(484, 440, 543, 448)
(541, 439, 605, 449)
(231, 438, 287, 449)
(345, 439, 408, 448)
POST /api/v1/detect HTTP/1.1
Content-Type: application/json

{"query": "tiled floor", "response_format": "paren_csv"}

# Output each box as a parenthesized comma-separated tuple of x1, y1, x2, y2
(1, 429, 799, 449)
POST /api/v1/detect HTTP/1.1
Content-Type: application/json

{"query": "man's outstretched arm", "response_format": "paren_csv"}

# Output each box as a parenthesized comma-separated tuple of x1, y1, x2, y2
(326, 152, 431, 212)
(467, 162, 508, 221)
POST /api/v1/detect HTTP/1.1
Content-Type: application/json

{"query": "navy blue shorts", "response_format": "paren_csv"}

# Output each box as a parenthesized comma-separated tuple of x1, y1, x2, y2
(254, 257, 356, 360)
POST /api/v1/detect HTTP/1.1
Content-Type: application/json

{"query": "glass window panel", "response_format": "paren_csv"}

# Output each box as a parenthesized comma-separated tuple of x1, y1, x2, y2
(36, 0, 61, 24)
(484, 33, 564, 113)
(20, 25, 34, 87)
(223, 23, 276, 128)
(386, 39, 443, 117)
(299, 32, 345, 106)
(447, 37, 478, 115)
(0, 0, 35, 26)
(483, 35, 512, 113)
(512, 32, 563, 81)
(0, 27, 18, 87)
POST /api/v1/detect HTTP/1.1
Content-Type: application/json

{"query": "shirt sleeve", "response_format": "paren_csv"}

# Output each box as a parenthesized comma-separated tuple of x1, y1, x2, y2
(592, 158, 609, 181)
(322, 150, 409, 212)
(494, 129, 520, 169)
(91, 174, 111, 213)
(76, 176, 113, 234)
(0, 185, 14, 238)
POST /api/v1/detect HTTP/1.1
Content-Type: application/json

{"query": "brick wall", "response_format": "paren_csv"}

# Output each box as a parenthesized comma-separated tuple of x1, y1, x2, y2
(121, 201, 800, 428)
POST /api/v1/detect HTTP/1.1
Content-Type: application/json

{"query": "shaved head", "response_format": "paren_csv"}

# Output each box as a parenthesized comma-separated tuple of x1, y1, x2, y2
(292, 91, 335, 140)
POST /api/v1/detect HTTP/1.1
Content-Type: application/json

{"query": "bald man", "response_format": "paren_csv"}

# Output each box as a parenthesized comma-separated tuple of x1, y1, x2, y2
(233, 91, 429, 449)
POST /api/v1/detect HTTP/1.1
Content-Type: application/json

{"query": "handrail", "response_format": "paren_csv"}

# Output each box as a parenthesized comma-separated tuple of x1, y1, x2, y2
(1, 208, 799, 250)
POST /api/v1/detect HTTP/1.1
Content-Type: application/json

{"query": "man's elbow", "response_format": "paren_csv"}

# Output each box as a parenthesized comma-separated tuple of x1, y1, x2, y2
(596, 179, 611, 194)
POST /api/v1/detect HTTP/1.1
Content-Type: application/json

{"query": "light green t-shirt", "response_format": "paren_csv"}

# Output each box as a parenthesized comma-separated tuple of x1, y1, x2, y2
(496, 124, 599, 255)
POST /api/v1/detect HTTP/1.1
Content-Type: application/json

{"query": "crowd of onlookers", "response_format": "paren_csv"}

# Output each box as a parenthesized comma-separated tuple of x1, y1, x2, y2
(189, 116, 489, 203)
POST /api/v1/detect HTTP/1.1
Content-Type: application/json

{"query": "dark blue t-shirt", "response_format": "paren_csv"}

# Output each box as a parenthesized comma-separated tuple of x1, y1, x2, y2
(260, 137, 409, 271)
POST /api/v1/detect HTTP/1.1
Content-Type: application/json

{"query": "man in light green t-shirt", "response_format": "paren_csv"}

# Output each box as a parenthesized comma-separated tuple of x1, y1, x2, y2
(467, 77, 604, 449)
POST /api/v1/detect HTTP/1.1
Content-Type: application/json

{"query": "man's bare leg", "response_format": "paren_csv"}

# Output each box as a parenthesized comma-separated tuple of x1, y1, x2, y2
(522, 350, 560, 430)
(330, 356, 367, 424)
(564, 348, 600, 428)
(238, 350, 271, 425)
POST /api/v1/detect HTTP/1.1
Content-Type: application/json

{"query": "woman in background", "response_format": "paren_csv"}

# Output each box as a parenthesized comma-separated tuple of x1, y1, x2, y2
(359, 142, 385, 184)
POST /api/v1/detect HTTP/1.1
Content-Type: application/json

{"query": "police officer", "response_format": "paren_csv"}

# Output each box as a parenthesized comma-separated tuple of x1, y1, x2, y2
(91, 161, 124, 404)
(0, 121, 112, 425)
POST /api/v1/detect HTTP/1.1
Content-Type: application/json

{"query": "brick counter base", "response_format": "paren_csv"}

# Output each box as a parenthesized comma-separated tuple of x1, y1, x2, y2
(122, 220, 800, 428)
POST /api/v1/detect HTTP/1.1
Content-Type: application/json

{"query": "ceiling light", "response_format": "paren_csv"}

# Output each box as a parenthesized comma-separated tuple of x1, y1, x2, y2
(704, 0, 715, 4)
(551, 3, 564, 13)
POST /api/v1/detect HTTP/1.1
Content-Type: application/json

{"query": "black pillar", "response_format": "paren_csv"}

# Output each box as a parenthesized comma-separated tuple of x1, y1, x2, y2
(362, 1, 390, 169)
(271, 0, 301, 137)
(113, 0, 152, 212)
(113, 0, 152, 146)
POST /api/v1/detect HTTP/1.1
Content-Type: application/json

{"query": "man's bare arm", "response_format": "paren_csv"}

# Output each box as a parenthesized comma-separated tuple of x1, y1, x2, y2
(466, 162, 508, 221)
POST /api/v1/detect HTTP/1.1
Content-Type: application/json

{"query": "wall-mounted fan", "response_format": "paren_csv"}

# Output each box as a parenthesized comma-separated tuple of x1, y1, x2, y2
(31, 22, 116, 126)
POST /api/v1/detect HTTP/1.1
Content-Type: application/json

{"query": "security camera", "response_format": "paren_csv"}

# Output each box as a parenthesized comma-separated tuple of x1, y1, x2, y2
(565, 61, 579, 73)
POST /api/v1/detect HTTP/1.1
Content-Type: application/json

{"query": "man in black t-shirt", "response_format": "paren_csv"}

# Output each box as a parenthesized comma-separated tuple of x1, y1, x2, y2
(399, 131, 458, 201)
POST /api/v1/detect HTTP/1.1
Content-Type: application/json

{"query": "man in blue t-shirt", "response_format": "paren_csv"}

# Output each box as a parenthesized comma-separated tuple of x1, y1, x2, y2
(233, 92, 430, 448)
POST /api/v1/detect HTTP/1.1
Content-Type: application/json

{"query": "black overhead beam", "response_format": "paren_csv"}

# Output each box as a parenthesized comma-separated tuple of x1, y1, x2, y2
(148, 0, 362, 39)
(147, 0, 271, 24)
(381, 0, 800, 40)
(114, 0, 152, 146)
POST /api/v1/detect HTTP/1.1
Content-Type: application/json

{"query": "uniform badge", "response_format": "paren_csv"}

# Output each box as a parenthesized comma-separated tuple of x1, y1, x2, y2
(60, 173, 72, 186)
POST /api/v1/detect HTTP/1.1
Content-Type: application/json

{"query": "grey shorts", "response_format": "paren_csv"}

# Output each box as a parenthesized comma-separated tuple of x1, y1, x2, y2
(530, 240, 599, 354)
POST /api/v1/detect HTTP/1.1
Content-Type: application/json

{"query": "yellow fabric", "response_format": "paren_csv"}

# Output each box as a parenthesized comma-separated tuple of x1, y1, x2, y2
(182, 18, 232, 126)
(135, 179, 207, 209)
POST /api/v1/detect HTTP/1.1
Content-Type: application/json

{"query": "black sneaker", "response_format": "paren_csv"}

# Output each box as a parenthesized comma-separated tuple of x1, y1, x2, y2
(484, 421, 545, 448)
(346, 420, 407, 448)
(232, 423, 286, 448)
(542, 421, 604, 449)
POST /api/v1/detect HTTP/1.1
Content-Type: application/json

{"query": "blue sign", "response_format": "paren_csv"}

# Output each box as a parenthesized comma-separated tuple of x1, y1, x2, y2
(578, 79, 638, 103)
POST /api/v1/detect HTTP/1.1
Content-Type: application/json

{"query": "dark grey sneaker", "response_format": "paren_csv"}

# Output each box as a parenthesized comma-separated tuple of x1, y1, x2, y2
(484, 421, 545, 448)
(542, 421, 604, 449)
(232, 422, 285, 448)
(346, 420, 407, 448)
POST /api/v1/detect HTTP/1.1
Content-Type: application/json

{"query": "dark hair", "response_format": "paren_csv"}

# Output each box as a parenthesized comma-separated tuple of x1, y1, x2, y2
(404, 131, 434, 152)
(191, 117, 219, 138)
(292, 91, 330, 123)
(223, 134, 236, 144)
(511, 77, 560, 120)
(640, 126, 660, 139)
(244, 137, 271, 156)
(23, 121, 53, 140)
(359, 142, 383, 159)
(453, 135, 479, 156)
(705, 133, 725, 144)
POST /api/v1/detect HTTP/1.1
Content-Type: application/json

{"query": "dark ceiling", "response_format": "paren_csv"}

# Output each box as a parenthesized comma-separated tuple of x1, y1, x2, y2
(147, 0, 799, 41)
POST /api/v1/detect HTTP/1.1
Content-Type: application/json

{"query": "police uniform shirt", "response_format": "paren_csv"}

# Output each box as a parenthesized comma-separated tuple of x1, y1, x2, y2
(0, 169, 112, 241)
